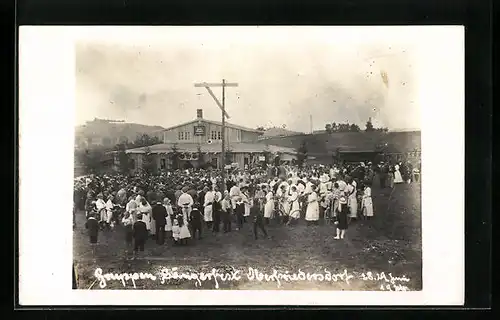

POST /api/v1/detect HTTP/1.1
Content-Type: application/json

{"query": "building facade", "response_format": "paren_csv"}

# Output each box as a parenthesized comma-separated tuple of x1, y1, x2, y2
(126, 109, 300, 173)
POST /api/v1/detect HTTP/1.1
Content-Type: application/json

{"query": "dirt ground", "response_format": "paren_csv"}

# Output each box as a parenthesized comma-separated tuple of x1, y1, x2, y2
(73, 183, 421, 291)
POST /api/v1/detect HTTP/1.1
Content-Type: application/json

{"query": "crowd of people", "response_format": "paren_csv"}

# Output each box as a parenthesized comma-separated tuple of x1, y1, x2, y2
(75, 159, 420, 259)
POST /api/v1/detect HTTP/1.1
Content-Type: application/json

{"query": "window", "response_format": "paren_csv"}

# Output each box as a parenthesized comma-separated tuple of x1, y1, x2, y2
(217, 131, 222, 140)
(179, 132, 184, 140)
(185, 132, 191, 140)
(211, 131, 217, 140)
(160, 159, 166, 170)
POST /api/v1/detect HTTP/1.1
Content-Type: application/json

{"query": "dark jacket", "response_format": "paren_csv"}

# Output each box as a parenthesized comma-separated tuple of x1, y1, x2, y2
(250, 205, 263, 223)
(152, 204, 167, 226)
(133, 221, 148, 241)
(189, 207, 203, 226)
(85, 217, 99, 237)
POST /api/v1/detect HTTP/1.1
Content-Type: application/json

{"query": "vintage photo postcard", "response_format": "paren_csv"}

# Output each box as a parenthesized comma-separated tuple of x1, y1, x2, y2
(18, 26, 464, 306)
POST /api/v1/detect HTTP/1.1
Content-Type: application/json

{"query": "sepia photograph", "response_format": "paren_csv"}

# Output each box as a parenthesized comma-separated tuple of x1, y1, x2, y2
(72, 27, 422, 291)
(19, 26, 464, 305)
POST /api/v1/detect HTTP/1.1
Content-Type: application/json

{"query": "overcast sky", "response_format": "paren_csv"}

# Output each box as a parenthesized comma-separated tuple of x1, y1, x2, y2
(75, 27, 422, 132)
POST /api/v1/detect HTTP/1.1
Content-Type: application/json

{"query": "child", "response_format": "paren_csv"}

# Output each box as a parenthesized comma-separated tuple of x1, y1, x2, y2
(85, 213, 99, 258)
(132, 213, 148, 260)
(221, 192, 232, 233)
(361, 184, 374, 220)
(121, 211, 134, 259)
(172, 217, 181, 244)
(178, 213, 191, 245)
(334, 196, 349, 240)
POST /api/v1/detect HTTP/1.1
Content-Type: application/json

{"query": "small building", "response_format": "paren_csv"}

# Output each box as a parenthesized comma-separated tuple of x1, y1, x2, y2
(125, 109, 302, 172)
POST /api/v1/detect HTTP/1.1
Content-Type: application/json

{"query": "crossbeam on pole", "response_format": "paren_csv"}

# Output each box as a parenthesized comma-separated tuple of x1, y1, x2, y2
(194, 82, 238, 87)
(203, 86, 230, 119)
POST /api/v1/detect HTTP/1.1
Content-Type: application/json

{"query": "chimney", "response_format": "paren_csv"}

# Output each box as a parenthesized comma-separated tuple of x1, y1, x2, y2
(196, 109, 203, 119)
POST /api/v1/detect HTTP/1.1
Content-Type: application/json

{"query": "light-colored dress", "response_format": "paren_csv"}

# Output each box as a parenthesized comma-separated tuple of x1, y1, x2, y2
(203, 191, 215, 222)
(242, 193, 251, 217)
(179, 212, 191, 239)
(394, 165, 404, 183)
(172, 220, 180, 241)
(264, 191, 275, 219)
(126, 200, 138, 222)
(164, 204, 173, 232)
(105, 200, 114, 223)
(139, 202, 152, 231)
(288, 191, 301, 219)
(347, 184, 358, 218)
(305, 192, 320, 221)
(361, 187, 374, 217)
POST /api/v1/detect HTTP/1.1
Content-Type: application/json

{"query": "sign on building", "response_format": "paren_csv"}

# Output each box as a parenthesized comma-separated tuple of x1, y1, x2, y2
(194, 125, 206, 136)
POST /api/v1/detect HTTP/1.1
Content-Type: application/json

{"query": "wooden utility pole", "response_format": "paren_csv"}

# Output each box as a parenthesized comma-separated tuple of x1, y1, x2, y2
(194, 79, 238, 192)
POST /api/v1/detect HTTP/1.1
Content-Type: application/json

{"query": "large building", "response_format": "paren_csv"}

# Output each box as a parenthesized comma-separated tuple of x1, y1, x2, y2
(125, 109, 301, 172)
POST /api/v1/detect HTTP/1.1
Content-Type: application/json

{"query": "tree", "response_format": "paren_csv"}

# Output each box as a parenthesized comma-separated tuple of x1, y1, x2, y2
(142, 146, 157, 174)
(114, 143, 132, 174)
(170, 143, 180, 170)
(365, 118, 375, 132)
(132, 134, 162, 148)
(349, 123, 361, 132)
(79, 148, 105, 174)
(296, 140, 308, 167)
(332, 122, 338, 132)
(325, 123, 332, 133)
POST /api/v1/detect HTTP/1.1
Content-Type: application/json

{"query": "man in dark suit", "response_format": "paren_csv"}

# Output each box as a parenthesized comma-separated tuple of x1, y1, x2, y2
(133, 214, 148, 259)
(152, 201, 167, 245)
(189, 203, 203, 240)
(85, 213, 99, 257)
(251, 201, 268, 240)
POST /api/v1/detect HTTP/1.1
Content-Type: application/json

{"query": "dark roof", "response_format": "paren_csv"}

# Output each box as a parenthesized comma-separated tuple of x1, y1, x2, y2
(162, 119, 262, 134)
(256, 131, 421, 154)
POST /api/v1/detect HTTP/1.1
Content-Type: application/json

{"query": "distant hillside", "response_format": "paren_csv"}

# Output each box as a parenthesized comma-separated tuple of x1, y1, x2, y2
(75, 118, 165, 149)
(258, 131, 421, 161)
(259, 127, 304, 139)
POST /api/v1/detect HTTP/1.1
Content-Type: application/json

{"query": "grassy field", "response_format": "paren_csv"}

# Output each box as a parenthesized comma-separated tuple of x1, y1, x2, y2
(74, 183, 421, 291)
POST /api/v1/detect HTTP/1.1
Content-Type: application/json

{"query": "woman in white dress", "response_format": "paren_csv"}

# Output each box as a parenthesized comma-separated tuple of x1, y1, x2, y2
(264, 188, 275, 225)
(286, 186, 301, 225)
(346, 180, 358, 220)
(361, 185, 374, 219)
(126, 196, 138, 223)
(305, 187, 320, 225)
(138, 198, 152, 233)
(163, 198, 173, 238)
(241, 189, 252, 223)
(394, 164, 404, 183)
(178, 210, 191, 244)
(203, 189, 215, 229)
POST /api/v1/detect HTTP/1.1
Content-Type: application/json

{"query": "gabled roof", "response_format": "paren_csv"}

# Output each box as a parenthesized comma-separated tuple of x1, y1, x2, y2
(162, 119, 262, 134)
